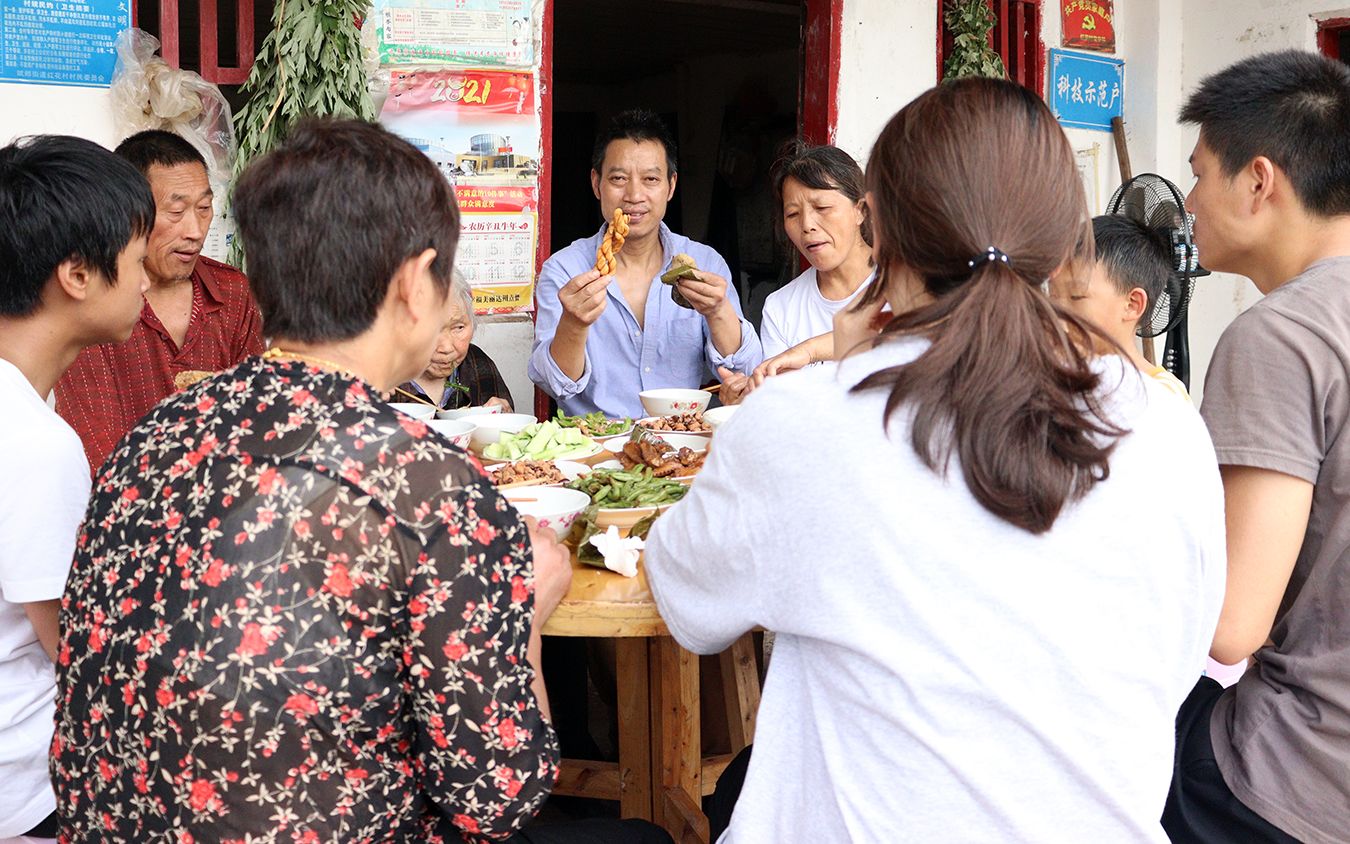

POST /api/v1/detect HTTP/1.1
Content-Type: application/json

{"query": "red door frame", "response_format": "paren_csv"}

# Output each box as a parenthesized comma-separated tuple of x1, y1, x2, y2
(801, 0, 844, 144)
(1318, 17, 1350, 61)
(533, 0, 555, 421)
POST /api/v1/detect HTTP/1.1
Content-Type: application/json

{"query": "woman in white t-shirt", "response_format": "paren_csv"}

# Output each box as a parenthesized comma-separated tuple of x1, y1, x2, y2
(720, 146, 875, 403)
(645, 78, 1225, 842)
(760, 144, 874, 359)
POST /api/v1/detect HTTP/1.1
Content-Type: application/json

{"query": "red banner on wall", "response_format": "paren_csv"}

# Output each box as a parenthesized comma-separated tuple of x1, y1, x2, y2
(1061, 0, 1115, 52)
(454, 185, 538, 214)
(385, 69, 535, 114)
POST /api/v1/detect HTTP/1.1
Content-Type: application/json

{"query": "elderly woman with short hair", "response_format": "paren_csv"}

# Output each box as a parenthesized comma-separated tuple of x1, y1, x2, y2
(396, 272, 515, 411)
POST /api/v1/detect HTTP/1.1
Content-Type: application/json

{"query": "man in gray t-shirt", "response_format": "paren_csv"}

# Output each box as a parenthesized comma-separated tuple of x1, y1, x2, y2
(1162, 51, 1350, 844)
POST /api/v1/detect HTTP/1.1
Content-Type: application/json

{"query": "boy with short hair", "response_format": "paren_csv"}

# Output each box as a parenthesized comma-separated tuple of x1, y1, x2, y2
(1052, 214, 1189, 400)
(1162, 50, 1350, 844)
(0, 135, 154, 839)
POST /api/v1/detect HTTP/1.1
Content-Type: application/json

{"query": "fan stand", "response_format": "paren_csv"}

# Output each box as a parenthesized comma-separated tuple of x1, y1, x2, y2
(1111, 116, 1156, 366)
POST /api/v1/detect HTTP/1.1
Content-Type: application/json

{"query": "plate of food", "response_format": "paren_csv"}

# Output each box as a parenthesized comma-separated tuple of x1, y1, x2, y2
(636, 411, 712, 435)
(485, 459, 590, 489)
(480, 421, 602, 462)
(604, 434, 707, 482)
(553, 410, 633, 439)
(567, 467, 688, 530)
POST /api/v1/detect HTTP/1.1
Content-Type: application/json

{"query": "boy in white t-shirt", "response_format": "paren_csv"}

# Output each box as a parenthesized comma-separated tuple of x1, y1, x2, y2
(0, 136, 154, 838)
(1050, 215, 1191, 400)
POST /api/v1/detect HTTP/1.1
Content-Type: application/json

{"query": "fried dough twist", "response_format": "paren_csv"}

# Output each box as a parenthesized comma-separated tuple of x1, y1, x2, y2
(594, 207, 630, 275)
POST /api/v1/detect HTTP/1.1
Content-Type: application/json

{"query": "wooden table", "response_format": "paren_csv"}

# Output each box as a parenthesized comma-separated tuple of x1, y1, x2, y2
(542, 555, 759, 843)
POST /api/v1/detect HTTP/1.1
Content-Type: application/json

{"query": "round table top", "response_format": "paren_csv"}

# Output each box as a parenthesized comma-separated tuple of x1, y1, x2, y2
(541, 553, 668, 638)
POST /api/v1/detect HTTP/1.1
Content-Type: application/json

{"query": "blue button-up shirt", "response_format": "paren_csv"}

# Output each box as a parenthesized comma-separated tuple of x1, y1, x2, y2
(529, 223, 763, 418)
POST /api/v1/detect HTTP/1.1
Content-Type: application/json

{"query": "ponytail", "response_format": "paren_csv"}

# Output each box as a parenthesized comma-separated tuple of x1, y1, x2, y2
(855, 77, 1126, 534)
(852, 261, 1125, 534)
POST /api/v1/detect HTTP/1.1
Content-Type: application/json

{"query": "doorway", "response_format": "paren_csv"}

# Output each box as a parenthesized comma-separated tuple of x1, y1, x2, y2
(550, 0, 805, 328)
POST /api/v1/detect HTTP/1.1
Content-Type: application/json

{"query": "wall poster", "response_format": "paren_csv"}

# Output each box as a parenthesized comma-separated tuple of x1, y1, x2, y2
(1, 0, 129, 86)
(380, 69, 540, 312)
(372, 0, 531, 67)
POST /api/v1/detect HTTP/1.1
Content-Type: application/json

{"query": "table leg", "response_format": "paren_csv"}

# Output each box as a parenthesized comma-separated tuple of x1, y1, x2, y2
(615, 637, 653, 821)
(719, 633, 761, 753)
(652, 636, 706, 841)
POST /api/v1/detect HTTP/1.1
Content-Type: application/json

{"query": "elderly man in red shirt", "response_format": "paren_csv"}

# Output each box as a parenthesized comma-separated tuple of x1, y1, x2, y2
(55, 130, 264, 472)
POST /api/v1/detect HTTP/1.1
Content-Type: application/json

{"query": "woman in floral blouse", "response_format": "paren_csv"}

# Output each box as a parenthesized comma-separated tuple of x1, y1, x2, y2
(49, 121, 581, 842)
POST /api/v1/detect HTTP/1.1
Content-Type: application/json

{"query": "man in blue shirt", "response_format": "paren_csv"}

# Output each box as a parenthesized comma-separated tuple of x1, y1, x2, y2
(529, 109, 762, 418)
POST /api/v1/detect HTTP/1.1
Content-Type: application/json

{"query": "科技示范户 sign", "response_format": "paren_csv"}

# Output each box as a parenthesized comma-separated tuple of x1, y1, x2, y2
(0, 0, 129, 87)
(1061, 0, 1115, 52)
(1049, 49, 1123, 133)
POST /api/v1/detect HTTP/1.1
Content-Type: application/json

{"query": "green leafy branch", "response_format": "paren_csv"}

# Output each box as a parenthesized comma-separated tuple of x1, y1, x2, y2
(229, 0, 375, 264)
(942, 0, 1008, 82)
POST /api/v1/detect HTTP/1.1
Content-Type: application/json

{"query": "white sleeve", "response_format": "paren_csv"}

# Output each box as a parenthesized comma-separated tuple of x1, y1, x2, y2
(759, 293, 791, 360)
(0, 429, 90, 603)
(644, 413, 768, 654)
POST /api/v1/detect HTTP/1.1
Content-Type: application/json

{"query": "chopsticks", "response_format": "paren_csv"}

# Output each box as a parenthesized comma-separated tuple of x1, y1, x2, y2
(496, 477, 555, 490)
(393, 388, 437, 406)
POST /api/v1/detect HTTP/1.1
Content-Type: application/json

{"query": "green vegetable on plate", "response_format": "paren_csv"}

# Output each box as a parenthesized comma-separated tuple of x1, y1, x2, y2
(483, 421, 596, 461)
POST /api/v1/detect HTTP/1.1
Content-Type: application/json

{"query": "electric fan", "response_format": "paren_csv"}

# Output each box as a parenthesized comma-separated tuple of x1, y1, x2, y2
(1103, 173, 1210, 389)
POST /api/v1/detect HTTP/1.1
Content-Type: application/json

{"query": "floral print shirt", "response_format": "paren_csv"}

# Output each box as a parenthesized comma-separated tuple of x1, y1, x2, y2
(51, 356, 557, 842)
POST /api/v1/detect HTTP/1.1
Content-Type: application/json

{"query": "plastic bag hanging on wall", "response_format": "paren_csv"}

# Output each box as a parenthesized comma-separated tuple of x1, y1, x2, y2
(110, 29, 238, 185)
(110, 29, 239, 262)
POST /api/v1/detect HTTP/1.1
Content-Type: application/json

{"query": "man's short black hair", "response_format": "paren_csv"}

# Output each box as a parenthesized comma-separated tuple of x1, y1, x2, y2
(590, 109, 678, 177)
(1093, 214, 1174, 329)
(1180, 50, 1350, 216)
(0, 135, 155, 317)
(233, 119, 459, 344)
(115, 129, 208, 177)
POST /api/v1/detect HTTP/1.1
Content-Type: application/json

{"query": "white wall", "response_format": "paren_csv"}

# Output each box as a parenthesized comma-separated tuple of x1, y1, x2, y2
(1176, 0, 1346, 403)
(835, 0, 938, 163)
(0, 82, 117, 145)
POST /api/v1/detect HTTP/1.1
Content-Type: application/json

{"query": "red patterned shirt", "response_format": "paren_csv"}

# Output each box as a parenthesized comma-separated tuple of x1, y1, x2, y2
(51, 356, 558, 842)
(55, 256, 265, 474)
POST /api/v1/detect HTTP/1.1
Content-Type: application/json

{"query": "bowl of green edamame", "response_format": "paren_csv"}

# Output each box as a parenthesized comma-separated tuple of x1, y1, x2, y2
(566, 467, 688, 531)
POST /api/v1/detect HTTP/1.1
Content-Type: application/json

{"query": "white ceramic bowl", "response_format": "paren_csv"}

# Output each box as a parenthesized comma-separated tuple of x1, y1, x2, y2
(436, 404, 503, 420)
(639, 388, 712, 417)
(426, 418, 477, 449)
(503, 486, 592, 534)
(703, 405, 739, 431)
(389, 401, 436, 420)
(460, 412, 538, 451)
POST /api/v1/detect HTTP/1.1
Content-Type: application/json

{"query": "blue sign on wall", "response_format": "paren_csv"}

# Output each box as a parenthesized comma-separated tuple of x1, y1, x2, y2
(1049, 48, 1124, 132)
(0, 0, 130, 87)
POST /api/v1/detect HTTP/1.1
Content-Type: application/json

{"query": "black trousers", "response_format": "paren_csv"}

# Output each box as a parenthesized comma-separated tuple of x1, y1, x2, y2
(21, 811, 59, 837)
(1162, 677, 1302, 843)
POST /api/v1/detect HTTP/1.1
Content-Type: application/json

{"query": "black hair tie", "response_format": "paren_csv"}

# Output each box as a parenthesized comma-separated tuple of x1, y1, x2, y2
(967, 246, 1013, 270)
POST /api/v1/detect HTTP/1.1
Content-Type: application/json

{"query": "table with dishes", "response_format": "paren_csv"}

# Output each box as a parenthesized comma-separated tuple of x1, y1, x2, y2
(390, 388, 748, 842)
